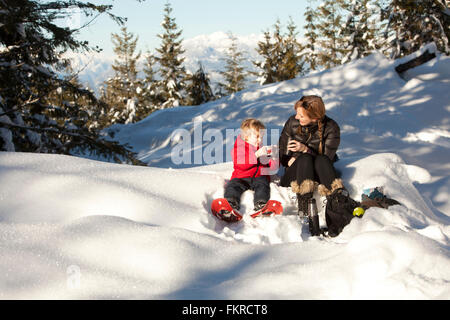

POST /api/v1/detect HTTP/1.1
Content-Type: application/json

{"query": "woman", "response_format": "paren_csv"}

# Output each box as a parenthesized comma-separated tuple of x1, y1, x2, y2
(278, 95, 344, 216)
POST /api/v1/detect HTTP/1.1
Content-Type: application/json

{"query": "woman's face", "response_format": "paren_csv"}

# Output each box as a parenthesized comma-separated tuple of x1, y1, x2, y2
(295, 107, 316, 126)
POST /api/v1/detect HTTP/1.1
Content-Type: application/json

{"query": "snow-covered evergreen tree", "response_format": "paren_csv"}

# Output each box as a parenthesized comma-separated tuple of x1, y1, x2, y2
(340, 0, 382, 64)
(252, 31, 277, 85)
(219, 32, 247, 95)
(0, 0, 141, 164)
(303, 0, 320, 72)
(154, 2, 188, 108)
(140, 51, 158, 117)
(281, 17, 306, 79)
(315, 0, 346, 69)
(112, 26, 141, 83)
(382, 0, 450, 58)
(186, 63, 215, 106)
(253, 19, 305, 85)
(104, 26, 143, 124)
(47, 65, 108, 131)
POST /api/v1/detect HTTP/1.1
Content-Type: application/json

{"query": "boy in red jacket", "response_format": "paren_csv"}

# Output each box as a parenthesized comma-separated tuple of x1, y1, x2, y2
(224, 118, 279, 212)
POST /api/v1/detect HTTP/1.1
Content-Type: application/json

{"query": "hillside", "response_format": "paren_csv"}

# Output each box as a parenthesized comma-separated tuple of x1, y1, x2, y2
(107, 43, 450, 214)
(0, 44, 449, 299)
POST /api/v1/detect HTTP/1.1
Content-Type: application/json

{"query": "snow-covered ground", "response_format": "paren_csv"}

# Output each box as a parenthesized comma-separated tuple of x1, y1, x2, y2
(1, 43, 449, 299)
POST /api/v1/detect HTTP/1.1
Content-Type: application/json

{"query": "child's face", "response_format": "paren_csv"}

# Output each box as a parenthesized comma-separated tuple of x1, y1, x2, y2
(245, 129, 263, 147)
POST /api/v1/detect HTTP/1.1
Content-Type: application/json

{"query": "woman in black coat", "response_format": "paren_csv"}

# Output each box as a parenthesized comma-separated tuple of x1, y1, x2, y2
(278, 95, 344, 216)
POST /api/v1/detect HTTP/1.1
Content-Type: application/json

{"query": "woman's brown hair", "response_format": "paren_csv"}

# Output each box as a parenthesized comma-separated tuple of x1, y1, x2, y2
(294, 95, 326, 154)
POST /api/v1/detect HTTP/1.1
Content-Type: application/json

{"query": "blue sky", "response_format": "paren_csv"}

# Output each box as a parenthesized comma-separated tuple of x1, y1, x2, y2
(75, 0, 309, 56)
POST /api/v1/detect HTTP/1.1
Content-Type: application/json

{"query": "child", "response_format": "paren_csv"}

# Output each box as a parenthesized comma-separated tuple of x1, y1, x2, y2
(224, 118, 279, 213)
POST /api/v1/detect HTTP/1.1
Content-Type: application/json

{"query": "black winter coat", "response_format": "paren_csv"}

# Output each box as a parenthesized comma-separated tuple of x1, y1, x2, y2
(278, 114, 340, 167)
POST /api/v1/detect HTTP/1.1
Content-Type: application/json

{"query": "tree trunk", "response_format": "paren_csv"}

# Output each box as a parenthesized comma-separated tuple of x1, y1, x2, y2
(395, 49, 436, 75)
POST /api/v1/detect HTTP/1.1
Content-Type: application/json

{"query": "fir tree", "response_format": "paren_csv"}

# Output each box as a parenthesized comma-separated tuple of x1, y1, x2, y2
(154, 2, 188, 108)
(47, 65, 108, 131)
(140, 51, 158, 117)
(382, 0, 450, 58)
(253, 30, 276, 85)
(253, 19, 305, 84)
(303, 0, 320, 72)
(0, 0, 142, 164)
(315, 0, 346, 69)
(281, 17, 306, 79)
(186, 62, 214, 106)
(112, 26, 141, 83)
(104, 26, 143, 124)
(340, 0, 382, 64)
(219, 32, 247, 95)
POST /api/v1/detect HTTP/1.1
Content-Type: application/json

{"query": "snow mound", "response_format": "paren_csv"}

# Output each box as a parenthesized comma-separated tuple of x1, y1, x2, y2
(104, 46, 450, 215)
(1, 151, 449, 299)
(1, 44, 449, 299)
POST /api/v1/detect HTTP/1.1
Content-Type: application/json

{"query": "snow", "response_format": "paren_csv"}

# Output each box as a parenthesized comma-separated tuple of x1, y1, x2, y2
(1, 44, 449, 299)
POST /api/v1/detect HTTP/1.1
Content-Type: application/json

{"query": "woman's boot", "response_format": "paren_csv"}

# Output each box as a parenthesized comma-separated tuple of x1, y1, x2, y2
(291, 179, 315, 219)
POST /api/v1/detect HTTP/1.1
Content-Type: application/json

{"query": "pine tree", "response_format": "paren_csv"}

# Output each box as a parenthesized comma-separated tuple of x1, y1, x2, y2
(271, 19, 286, 79)
(154, 2, 188, 108)
(112, 26, 141, 83)
(219, 32, 247, 95)
(253, 19, 305, 84)
(140, 51, 158, 117)
(0, 0, 142, 164)
(252, 30, 277, 85)
(303, 0, 320, 72)
(47, 65, 108, 132)
(186, 62, 214, 106)
(281, 17, 306, 79)
(315, 0, 346, 69)
(340, 0, 382, 64)
(104, 26, 143, 124)
(382, 0, 450, 59)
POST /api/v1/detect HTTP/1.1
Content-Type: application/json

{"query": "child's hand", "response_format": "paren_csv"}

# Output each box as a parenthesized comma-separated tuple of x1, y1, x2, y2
(255, 146, 269, 158)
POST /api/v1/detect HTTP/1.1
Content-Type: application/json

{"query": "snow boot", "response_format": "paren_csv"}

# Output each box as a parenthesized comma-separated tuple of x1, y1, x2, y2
(254, 200, 267, 212)
(291, 179, 315, 221)
(226, 198, 240, 212)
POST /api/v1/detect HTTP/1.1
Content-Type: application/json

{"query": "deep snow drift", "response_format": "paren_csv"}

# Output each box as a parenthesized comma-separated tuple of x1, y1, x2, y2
(1, 44, 449, 299)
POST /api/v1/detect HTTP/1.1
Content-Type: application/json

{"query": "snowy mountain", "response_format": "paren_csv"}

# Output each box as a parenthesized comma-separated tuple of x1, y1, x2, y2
(182, 31, 263, 89)
(66, 50, 115, 91)
(68, 32, 263, 94)
(1, 43, 449, 299)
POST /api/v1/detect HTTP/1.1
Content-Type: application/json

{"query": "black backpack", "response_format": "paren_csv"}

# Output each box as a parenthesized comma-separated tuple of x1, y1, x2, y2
(325, 189, 360, 237)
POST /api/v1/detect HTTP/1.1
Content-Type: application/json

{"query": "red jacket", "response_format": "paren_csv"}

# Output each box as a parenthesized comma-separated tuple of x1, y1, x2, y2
(230, 135, 278, 180)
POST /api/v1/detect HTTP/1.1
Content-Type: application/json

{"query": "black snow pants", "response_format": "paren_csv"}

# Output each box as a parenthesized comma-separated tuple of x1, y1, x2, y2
(224, 176, 270, 210)
(280, 153, 337, 190)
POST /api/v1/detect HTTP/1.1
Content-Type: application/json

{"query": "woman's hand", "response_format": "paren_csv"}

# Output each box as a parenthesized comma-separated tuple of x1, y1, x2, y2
(287, 140, 307, 153)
